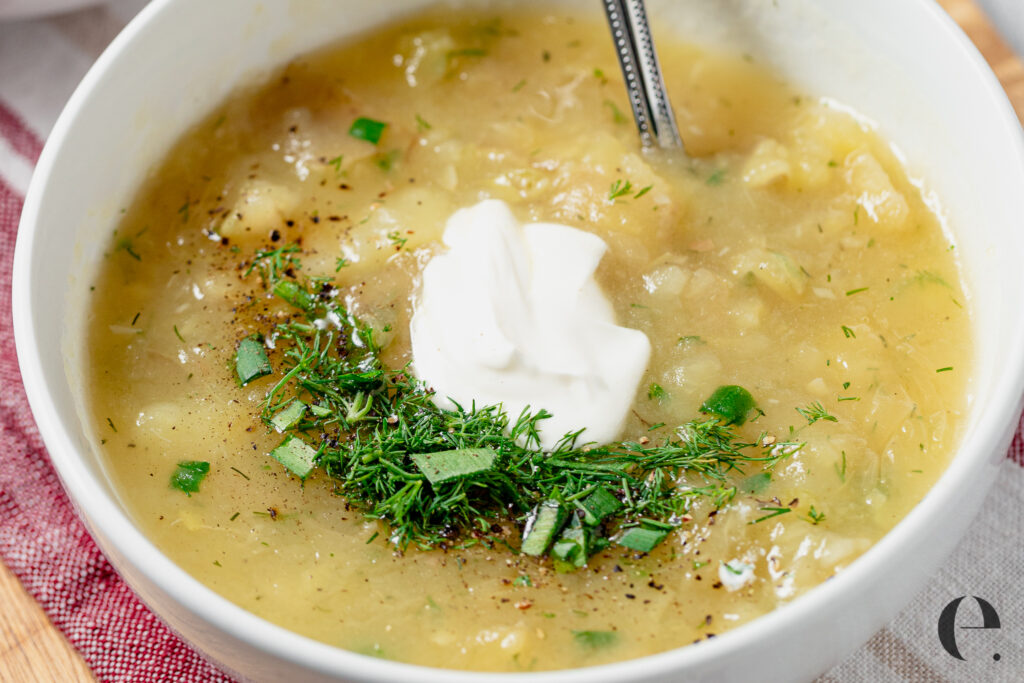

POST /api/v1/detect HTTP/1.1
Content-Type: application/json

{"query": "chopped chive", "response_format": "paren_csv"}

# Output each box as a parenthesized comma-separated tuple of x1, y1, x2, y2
(273, 280, 314, 311)
(235, 337, 271, 385)
(270, 435, 319, 479)
(348, 117, 387, 145)
(616, 526, 669, 552)
(171, 461, 210, 496)
(845, 287, 869, 296)
(409, 447, 498, 485)
(521, 501, 567, 556)
(936, 366, 953, 373)
(270, 399, 306, 433)
(229, 512, 240, 521)
(578, 487, 622, 526)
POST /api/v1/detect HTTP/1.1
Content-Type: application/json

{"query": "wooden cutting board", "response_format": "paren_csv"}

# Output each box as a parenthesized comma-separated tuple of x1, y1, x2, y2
(1, 0, 1021, 681)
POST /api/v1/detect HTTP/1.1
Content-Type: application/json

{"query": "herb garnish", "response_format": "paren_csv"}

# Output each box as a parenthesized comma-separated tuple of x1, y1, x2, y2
(171, 461, 210, 496)
(349, 117, 388, 145)
(233, 253, 803, 565)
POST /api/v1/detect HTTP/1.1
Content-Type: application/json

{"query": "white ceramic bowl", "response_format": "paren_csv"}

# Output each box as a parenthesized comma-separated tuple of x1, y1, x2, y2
(13, 1, 1024, 681)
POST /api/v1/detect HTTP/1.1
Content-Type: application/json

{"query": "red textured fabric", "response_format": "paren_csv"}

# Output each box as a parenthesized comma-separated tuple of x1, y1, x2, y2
(0, 94, 1022, 683)
(0, 104, 232, 682)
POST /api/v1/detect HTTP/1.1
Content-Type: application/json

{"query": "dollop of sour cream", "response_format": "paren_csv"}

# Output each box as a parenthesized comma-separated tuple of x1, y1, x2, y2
(410, 199, 650, 450)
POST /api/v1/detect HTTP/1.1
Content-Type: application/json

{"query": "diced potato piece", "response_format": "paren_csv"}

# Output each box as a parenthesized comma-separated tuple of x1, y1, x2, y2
(642, 263, 690, 299)
(217, 180, 300, 244)
(743, 138, 791, 188)
(396, 29, 456, 87)
(733, 248, 808, 299)
(845, 150, 910, 231)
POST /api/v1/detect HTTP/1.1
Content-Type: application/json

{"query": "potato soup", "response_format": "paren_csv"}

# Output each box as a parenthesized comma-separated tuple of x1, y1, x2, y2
(85, 7, 971, 672)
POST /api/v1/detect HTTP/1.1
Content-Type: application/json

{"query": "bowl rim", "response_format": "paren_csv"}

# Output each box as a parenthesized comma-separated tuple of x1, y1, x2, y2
(12, 0, 1024, 680)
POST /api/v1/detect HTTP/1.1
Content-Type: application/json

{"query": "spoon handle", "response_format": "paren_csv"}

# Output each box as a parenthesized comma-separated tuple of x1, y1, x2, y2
(602, 0, 684, 151)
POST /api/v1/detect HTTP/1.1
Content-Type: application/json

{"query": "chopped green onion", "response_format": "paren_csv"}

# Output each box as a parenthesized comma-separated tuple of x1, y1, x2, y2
(349, 117, 387, 145)
(235, 337, 271, 385)
(520, 500, 567, 556)
(572, 630, 617, 650)
(273, 280, 314, 311)
(270, 435, 319, 479)
(578, 486, 622, 526)
(616, 526, 669, 552)
(409, 447, 498, 485)
(270, 399, 306, 432)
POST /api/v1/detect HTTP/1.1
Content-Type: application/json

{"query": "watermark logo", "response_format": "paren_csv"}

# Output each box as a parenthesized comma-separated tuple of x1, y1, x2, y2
(938, 596, 1002, 661)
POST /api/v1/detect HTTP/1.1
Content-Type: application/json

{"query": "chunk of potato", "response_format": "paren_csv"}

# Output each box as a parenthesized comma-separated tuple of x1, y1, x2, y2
(217, 180, 300, 244)
(845, 150, 910, 232)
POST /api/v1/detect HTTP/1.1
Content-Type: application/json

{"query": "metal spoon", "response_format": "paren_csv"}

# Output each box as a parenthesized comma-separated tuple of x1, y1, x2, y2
(602, 0, 684, 151)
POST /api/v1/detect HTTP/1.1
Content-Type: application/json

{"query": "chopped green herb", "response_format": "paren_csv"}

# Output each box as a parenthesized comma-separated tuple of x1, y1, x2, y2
(633, 185, 653, 199)
(231, 279, 796, 559)
(177, 200, 190, 224)
(116, 237, 141, 261)
(245, 244, 301, 286)
(415, 114, 432, 131)
(230, 512, 240, 521)
(616, 526, 669, 552)
(806, 505, 826, 524)
(578, 487, 623, 526)
(348, 117, 387, 145)
(106, 417, 117, 432)
(706, 169, 726, 186)
(374, 149, 401, 172)
(836, 451, 847, 483)
(750, 506, 791, 524)
(700, 385, 758, 425)
(335, 257, 349, 271)
(845, 287, 869, 296)
(796, 402, 838, 425)
(837, 396, 860, 402)
(171, 461, 210, 496)
(840, 325, 856, 339)
(235, 337, 271, 385)
(608, 179, 634, 201)
(270, 399, 306, 433)
(647, 383, 666, 402)
(173, 325, 185, 343)
(603, 99, 628, 124)
(269, 435, 319, 480)
(512, 574, 532, 587)
(936, 366, 953, 373)
(409, 448, 498, 485)
(386, 230, 408, 249)
(677, 335, 705, 347)
(572, 630, 617, 650)
(740, 471, 771, 494)
(327, 155, 343, 175)
(511, 79, 526, 92)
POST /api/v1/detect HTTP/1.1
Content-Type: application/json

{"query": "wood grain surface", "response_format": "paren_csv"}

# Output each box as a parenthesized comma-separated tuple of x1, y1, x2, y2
(1, 1, 1021, 681)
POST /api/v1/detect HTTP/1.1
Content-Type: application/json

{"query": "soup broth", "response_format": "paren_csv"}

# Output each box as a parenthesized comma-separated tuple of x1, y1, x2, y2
(86, 7, 971, 672)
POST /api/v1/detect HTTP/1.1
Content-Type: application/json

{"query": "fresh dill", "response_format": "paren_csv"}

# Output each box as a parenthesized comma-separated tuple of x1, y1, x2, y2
(233, 259, 807, 564)
(608, 179, 634, 202)
(796, 402, 838, 426)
